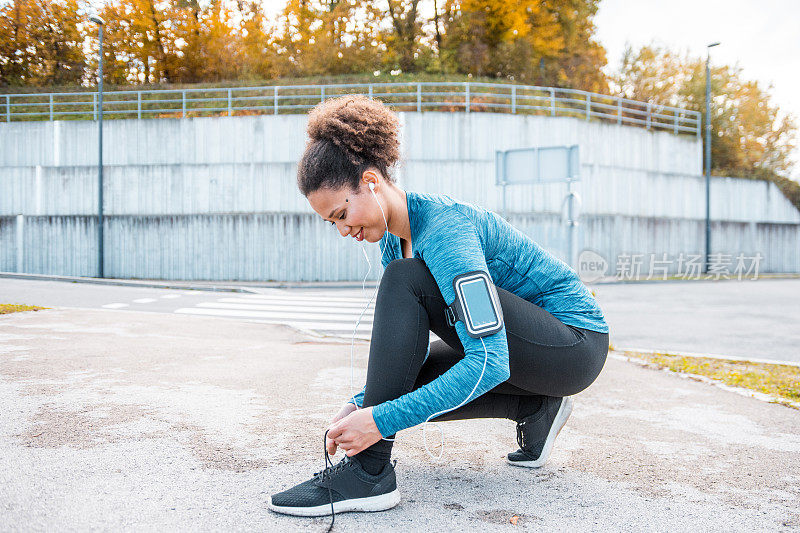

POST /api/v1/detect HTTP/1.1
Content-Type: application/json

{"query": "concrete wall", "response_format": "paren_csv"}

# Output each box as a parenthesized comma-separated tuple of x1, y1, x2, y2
(1, 112, 798, 280)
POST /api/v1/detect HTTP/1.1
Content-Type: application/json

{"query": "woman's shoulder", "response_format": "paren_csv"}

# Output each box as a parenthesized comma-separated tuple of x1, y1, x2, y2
(413, 191, 488, 226)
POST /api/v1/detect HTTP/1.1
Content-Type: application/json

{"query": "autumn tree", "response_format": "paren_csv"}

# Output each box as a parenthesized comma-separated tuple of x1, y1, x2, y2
(231, 0, 279, 80)
(0, 0, 86, 86)
(612, 43, 796, 180)
(438, 0, 530, 77)
(383, 0, 424, 73)
(272, 0, 387, 78)
(437, 0, 607, 92)
(171, 0, 242, 83)
(89, 0, 183, 84)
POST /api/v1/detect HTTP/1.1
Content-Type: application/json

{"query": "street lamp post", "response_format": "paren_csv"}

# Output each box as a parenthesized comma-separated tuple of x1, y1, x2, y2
(704, 41, 720, 274)
(90, 15, 105, 278)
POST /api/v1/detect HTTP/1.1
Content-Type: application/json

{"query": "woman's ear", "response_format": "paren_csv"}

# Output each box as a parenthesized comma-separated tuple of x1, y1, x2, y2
(362, 168, 381, 190)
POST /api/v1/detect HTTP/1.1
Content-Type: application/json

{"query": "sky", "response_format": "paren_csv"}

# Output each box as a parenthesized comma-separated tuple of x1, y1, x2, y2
(258, 0, 799, 179)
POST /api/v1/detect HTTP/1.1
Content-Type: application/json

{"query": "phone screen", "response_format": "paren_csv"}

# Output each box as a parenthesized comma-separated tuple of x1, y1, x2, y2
(460, 278, 498, 329)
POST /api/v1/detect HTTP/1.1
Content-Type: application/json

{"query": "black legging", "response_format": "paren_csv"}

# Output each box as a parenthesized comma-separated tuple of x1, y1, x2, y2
(361, 258, 609, 452)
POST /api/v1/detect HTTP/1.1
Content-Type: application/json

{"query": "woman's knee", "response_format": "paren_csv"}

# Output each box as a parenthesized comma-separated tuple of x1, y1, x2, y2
(564, 338, 608, 395)
(380, 258, 434, 293)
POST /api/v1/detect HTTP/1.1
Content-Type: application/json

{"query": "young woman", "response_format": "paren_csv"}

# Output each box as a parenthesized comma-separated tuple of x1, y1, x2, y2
(269, 94, 609, 517)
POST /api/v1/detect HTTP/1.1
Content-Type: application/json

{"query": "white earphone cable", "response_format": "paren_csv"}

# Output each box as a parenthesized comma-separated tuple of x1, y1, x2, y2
(347, 182, 489, 457)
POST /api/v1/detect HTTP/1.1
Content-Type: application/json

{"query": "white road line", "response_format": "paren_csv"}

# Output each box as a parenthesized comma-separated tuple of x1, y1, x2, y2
(175, 308, 373, 331)
(102, 303, 129, 309)
(132, 298, 158, 304)
(175, 306, 373, 323)
(161, 294, 181, 299)
(208, 300, 374, 312)
(236, 294, 375, 304)
(243, 319, 373, 340)
(217, 297, 374, 308)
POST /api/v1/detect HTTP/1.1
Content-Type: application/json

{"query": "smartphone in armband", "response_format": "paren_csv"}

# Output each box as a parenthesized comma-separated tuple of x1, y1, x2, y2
(444, 270, 504, 338)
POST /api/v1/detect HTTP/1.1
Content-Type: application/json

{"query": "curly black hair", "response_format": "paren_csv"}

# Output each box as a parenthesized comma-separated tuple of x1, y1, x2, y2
(296, 94, 401, 197)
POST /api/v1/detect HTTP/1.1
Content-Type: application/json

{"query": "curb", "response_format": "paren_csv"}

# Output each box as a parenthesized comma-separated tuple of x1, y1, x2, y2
(0, 272, 260, 293)
(610, 351, 800, 410)
(612, 346, 800, 367)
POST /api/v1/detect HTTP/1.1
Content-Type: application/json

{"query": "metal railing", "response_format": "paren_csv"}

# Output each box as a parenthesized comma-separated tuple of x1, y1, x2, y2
(0, 81, 701, 136)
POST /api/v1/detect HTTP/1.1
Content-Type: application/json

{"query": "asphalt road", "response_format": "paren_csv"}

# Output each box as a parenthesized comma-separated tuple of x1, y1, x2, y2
(590, 278, 800, 363)
(2, 276, 799, 363)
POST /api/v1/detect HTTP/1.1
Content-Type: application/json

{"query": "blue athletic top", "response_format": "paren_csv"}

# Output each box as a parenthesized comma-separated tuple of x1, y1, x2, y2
(349, 190, 608, 438)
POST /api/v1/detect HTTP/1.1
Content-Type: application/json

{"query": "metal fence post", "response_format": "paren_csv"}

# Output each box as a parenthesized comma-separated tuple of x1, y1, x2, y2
(93, 93, 97, 120)
(585, 94, 591, 121)
(5, 95, 9, 122)
(674, 112, 679, 134)
(646, 102, 651, 130)
(550, 88, 555, 116)
(182, 90, 186, 118)
(227, 88, 232, 116)
(511, 85, 516, 114)
(368, 84, 373, 98)
(465, 82, 470, 113)
(15, 214, 24, 273)
(273, 86, 278, 115)
(137, 91, 142, 119)
(49, 94, 54, 121)
(417, 83, 421, 112)
(617, 98, 622, 124)
(321, 86, 325, 103)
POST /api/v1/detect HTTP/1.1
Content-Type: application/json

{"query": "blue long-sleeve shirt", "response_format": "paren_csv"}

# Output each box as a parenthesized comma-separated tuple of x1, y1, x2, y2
(350, 190, 609, 438)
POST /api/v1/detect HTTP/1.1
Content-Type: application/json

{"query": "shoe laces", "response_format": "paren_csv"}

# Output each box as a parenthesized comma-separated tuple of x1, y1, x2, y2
(314, 450, 349, 484)
(516, 420, 527, 450)
(320, 429, 338, 532)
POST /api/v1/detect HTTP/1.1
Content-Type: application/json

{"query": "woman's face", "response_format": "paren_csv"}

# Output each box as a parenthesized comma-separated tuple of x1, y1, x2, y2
(307, 178, 387, 243)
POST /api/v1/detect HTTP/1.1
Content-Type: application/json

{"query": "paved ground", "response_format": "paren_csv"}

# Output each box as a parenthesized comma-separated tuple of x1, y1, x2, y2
(1, 307, 798, 531)
(592, 278, 800, 363)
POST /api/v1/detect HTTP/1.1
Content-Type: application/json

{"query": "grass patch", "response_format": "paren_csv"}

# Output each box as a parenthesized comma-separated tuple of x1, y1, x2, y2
(0, 303, 48, 314)
(621, 350, 800, 409)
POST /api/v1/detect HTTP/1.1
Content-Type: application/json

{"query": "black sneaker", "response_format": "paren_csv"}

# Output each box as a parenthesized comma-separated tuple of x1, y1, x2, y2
(507, 395, 573, 468)
(268, 455, 401, 517)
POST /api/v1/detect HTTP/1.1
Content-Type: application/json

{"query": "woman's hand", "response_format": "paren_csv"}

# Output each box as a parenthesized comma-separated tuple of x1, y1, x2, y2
(327, 406, 383, 457)
(326, 402, 358, 455)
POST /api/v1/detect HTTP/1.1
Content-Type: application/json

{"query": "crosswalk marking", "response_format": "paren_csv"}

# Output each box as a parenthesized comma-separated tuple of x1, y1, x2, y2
(214, 297, 374, 310)
(187, 303, 374, 323)
(238, 294, 376, 304)
(173, 291, 377, 339)
(172, 290, 441, 344)
(102, 303, 129, 309)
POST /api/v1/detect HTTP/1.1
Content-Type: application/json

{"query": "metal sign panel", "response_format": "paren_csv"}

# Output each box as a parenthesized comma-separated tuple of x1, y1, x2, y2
(496, 145, 579, 185)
